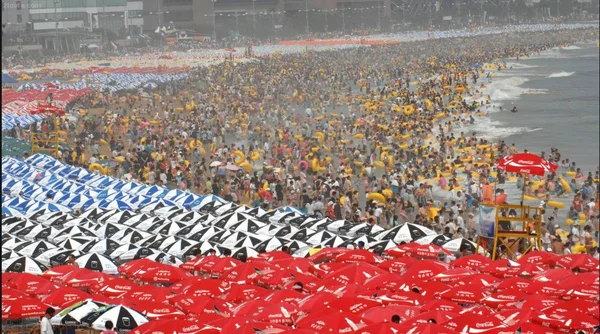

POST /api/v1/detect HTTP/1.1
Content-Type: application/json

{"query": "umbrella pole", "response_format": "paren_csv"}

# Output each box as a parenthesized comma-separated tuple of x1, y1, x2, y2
(520, 173, 527, 207)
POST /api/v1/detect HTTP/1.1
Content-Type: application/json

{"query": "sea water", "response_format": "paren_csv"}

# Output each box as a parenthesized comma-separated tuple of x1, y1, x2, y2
(479, 43, 600, 175)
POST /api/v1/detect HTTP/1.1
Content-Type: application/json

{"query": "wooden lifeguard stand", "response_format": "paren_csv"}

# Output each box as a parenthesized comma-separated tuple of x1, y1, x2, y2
(30, 104, 63, 159)
(476, 204, 543, 260)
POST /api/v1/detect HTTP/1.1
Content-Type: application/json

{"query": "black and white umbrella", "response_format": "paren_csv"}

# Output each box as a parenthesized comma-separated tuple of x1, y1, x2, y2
(63, 217, 94, 228)
(38, 248, 83, 267)
(135, 235, 167, 248)
(243, 207, 267, 217)
(131, 216, 167, 231)
(161, 238, 196, 257)
(56, 236, 96, 250)
(233, 235, 267, 249)
(299, 218, 332, 230)
(266, 212, 298, 225)
(40, 214, 74, 228)
(2, 232, 15, 244)
(36, 212, 73, 226)
(207, 230, 233, 244)
(415, 234, 452, 246)
(156, 221, 190, 236)
(154, 206, 184, 219)
(367, 240, 398, 255)
(441, 238, 479, 254)
(80, 305, 148, 331)
(320, 236, 349, 248)
(75, 253, 119, 274)
(218, 231, 250, 248)
(2, 255, 48, 274)
(52, 226, 96, 243)
(148, 236, 181, 251)
(291, 246, 313, 258)
(2, 216, 25, 226)
(346, 223, 385, 237)
(255, 237, 288, 253)
(2, 248, 20, 260)
(117, 247, 159, 261)
(322, 220, 351, 233)
(94, 209, 120, 223)
(15, 224, 59, 241)
(101, 211, 134, 225)
(213, 213, 254, 229)
(230, 247, 259, 263)
(180, 241, 219, 258)
(220, 205, 251, 217)
(81, 239, 121, 254)
(77, 208, 106, 221)
(338, 235, 378, 249)
(285, 240, 309, 254)
(184, 226, 224, 242)
(2, 236, 27, 250)
(284, 228, 315, 242)
(305, 230, 336, 245)
(375, 223, 436, 243)
(108, 244, 141, 258)
(5, 219, 37, 234)
(94, 223, 128, 238)
(196, 200, 225, 212)
(213, 202, 240, 216)
(112, 228, 152, 244)
(13, 240, 57, 258)
(50, 299, 107, 326)
(256, 224, 283, 236)
(139, 200, 175, 215)
(229, 220, 266, 234)
(169, 211, 205, 223)
(121, 214, 151, 227)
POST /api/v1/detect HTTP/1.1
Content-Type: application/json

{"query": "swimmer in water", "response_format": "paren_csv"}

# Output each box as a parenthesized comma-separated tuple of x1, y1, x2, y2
(511, 107, 518, 113)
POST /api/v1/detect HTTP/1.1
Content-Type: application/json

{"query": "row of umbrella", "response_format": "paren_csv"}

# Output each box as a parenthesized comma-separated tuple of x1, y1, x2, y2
(3, 247, 599, 333)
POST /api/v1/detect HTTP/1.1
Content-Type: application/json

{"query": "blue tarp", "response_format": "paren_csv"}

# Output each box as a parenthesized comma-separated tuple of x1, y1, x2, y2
(2, 73, 17, 84)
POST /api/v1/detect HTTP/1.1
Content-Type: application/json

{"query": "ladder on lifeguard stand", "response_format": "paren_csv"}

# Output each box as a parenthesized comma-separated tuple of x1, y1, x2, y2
(476, 204, 543, 260)
(30, 113, 61, 159)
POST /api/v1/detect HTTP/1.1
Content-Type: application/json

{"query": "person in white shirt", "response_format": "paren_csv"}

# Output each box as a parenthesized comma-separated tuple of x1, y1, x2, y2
(41, 307, 55, 334)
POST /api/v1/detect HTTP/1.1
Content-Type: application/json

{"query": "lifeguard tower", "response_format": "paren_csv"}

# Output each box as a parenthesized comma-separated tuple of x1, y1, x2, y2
(30, 104, 64, 159)
(476, 203, 543, 260)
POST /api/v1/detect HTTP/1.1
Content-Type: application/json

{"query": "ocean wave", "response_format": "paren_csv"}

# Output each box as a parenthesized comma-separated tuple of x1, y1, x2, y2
(561, 45, 583, 50)
(505, 62, 538, 69)
(547, 71, 575, 78)
(480, 76, 530, 102)
(466, 118, 542, 140)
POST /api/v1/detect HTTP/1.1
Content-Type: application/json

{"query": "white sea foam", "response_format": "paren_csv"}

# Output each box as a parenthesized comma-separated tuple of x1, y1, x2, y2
(547, 71, 575, 78)
(561, 45, 582, 50)
(505, 62, 538, 69)
(480, 76, 530, 102)
(467, 118, 543, 140)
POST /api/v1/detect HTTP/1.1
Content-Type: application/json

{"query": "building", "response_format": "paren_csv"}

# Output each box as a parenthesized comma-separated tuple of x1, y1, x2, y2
(140, 0, 392, 38)
(2, 0, 32, 33)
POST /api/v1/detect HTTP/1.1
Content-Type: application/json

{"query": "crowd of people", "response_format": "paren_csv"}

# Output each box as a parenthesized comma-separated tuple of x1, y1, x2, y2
(10, 26, 600, 258)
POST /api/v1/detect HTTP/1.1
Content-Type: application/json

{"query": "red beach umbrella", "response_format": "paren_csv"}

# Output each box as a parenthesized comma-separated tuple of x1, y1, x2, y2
(439, 285, 489, 305)
(377, 257, 416, 272)
(134, 265, 192, 283)
(403, 310, 460, 327)
(195, 256, 242, 276)
(170, 295, 231, 317)
(395, 323, 460, 334)
(333, 249, 384, 264)
(326, 296, 382, 314)
(401, 260, 447, 280)
(181, 278, 225, 297)
(419, 299, 463, 314)
(360, 305, 419, 324)
(430, 268, 477, 284)
(450, 254, 493, 270)
(2, 297, 48, 320)
(42, 264, 78, 281)
(42, 287, 90, 309)
(296, 309, 364, 333)
(516, 250, 558, 266)
(323, 262, 387, 285)
(348, 323, 405, 334)
(480, 290, 527, 310)
(251, 302, 299, 325)
(251, 250, 293, 262)
(220, 283, 268, 304)
(131, 319, 208, 334)
(442, 312, 508, 333)
(496, 153, 557, 176)
(263, 289, 305, 305)
(554, 253, 599, 272)
(4, 273, 57, 297)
